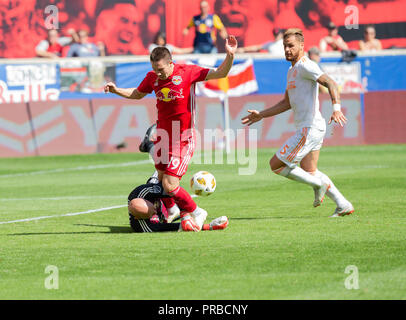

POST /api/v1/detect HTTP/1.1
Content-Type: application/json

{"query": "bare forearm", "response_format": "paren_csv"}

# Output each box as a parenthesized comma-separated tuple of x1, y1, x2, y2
(215, 52, 234, 78)
(205, 35, 237, 80)
(260, 98, 291, 118)
(327, 85, 340, 104)
(318, 75, 340, 104)
(113, 87, 139, 99)
(337, 40, 348, 51)
(105, 82, 147, 99)
(241, 90, 290, 126)
(36, 50, 58, 58)
(219, 27, 228, 39)
(239, 45, 262, 53)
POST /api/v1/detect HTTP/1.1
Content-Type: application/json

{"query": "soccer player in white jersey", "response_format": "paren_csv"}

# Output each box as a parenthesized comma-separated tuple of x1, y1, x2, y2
(241, 28, 354, 217)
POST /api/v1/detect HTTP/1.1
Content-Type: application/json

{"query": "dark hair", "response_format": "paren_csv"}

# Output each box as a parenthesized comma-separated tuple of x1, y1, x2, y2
(150, 46, 172, 63)
(153, 31, 167, 45)
(327, 22, 337, 30)
(364, 24, 375, 33)
(273, 28, 285, 37)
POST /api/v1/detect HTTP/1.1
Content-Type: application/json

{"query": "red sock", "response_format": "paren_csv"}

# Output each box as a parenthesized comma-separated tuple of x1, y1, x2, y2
(168, 186, 197, 213)
(161, 197, 176, 210)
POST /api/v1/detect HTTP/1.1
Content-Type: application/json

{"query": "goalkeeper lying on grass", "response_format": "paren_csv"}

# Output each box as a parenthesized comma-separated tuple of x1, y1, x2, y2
(128, 181, 228, 233)
(132, 123, 228, 233)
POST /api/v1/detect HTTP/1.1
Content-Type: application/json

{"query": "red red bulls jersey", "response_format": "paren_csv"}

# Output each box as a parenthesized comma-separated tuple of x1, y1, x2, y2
(138, 64, 210, 141)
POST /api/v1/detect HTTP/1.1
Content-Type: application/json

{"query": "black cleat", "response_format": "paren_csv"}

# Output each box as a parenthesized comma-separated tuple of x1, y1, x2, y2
(139, 123, 157, 153)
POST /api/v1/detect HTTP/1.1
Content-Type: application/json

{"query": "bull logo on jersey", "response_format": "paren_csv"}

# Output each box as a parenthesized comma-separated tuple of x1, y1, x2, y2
(172, 76, 182, 85)
(156, 88, 184, 102)
(198, 24, 208, 33)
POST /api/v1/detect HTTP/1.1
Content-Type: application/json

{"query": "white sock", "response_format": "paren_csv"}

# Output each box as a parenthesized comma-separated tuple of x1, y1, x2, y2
(191, 207, 207, 221)
(192, 206, 202, 216)
(278, 166, 322, 189)
(314, 170, 347, 207)
(168, 203, 180, 216)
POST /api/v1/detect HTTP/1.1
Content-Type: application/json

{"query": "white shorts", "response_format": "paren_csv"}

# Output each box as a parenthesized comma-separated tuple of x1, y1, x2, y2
(276, 127, 325, 168)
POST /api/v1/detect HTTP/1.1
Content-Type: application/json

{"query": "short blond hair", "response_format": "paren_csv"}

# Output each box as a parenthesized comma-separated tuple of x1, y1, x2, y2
(283, 28, 304, 43)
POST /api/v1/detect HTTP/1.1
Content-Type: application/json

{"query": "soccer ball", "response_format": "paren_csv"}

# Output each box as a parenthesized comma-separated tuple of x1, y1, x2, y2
(190, 171, 216, 196)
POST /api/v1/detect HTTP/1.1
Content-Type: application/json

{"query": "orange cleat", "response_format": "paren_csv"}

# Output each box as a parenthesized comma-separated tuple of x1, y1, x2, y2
(203, 216, 229, 231)
(209, 216, 229, 230)
(180, 211, 201, 232)
(329, 202, 355, 217)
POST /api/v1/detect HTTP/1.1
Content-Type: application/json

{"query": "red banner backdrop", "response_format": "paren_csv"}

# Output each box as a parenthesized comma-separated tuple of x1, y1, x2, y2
(0, 92, 404, 157)
(194, 93, 364, 150)
(91, 98, 158, 154)
(0, 0, 165, 58)
(29, 100, 97, 156)
(364, 91, 406, 144)
(0, 103, 36, 157)
(0, 0, 405, 58)
(166, 0, 406, 51)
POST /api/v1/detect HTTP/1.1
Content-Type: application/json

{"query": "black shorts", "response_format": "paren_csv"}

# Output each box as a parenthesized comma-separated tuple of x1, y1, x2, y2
(129, 214, 180, 233)
(128, 183, 165, 203)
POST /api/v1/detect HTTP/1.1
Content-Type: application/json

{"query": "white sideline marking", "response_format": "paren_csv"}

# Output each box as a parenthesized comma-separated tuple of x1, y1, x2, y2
(0, 194, 197, 202)
(0, 195, 127, 201)
(0, 205, 127, 225)
(0, 194, 198, 225)
(0, 160, 152, 178)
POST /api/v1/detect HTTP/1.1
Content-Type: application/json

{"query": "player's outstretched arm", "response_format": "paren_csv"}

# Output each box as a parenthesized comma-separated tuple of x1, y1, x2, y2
(104, 82, 147, 100)
(241, 91, 291, 126)
(236, 44, 262, 53)
(317, 74, 347, 127)
(205, 35, 237, 80)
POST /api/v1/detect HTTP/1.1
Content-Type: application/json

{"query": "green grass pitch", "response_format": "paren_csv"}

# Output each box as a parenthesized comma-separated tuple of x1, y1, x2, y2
(0, 144, 405, 299)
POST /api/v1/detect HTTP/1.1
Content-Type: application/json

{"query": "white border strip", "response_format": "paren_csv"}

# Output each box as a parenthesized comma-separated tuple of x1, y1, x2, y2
(0, 204, 126, 225)
(0, 195, 198, 225)
(0, 195, 126, 201)
(0, 160, 151, 178)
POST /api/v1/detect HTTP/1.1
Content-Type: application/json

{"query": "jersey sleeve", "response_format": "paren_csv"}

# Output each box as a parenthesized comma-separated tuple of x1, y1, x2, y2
(187, 18, 195, 28)
(137, 72, 154, 94)
(301, 59, 324, 81)
(58, 37, 72, 46)
(66, 44, 77, 57)
(213, 14, 224, 30)
(262, 41, 273, 52)
(188, 64, 211, 83)
(35, 40, 49, 52)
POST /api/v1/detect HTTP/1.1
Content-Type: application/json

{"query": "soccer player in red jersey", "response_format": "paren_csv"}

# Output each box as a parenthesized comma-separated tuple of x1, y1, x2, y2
(104, 35, 238, 232)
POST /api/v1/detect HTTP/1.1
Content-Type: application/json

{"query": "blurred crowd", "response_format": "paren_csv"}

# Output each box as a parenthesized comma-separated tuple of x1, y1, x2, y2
(36, 28, 106, 58)
(0, 0, 397, 60)
(0, 0, 164, 58)
(33, 0, 385, 61)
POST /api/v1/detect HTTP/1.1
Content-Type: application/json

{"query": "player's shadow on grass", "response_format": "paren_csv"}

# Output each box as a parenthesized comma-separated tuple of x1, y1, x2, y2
(75, 223, 133, 233)
(7, 224, 133, 236)
(231, 216, 315, 220)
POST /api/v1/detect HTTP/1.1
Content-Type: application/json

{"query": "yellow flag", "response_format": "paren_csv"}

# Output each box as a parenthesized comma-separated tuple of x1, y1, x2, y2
(218, 77, 229, 93)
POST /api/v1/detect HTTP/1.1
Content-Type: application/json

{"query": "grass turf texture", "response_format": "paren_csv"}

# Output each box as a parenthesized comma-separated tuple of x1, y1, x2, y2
(0, 144, 405, 299)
